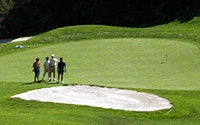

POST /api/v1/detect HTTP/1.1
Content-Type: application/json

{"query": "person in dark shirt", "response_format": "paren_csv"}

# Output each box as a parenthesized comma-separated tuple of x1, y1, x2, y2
(57, 57, 66, 84)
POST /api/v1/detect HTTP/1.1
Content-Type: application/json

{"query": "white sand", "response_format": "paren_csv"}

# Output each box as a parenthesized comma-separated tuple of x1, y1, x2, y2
(11, 37, 32, 42)
(11, 85, 172, 111)
(0, 37, 32, 44)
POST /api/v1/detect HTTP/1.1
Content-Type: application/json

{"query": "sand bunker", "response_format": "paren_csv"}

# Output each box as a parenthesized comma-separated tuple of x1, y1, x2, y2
(11, 85, 172, 111)
(11, 37, 32, 43)
(0, 37, 32, 44)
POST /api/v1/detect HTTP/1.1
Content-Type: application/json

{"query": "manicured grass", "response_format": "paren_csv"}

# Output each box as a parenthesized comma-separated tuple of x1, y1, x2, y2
(0, 38, 200, 90)
(1, 19, 200, 124)
(0, 82, 200, 125)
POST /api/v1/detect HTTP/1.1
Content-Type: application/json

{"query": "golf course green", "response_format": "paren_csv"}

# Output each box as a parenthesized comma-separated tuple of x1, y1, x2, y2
(0, 21, 200, 124)
(1, 38, 200, 90)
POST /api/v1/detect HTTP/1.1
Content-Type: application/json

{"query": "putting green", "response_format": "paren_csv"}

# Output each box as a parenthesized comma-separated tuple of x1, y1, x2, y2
(1, 38, 200, 90)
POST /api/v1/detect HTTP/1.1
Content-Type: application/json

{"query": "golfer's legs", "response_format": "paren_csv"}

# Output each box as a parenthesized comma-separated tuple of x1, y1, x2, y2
(36, 68, 40, 81)
(61, 72, 64, 81)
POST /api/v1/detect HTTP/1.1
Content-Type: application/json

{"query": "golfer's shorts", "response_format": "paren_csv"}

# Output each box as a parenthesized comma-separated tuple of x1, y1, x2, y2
(58, 69, 64, 74)
(49, 66, 55, 73)
(44, 68, 49, 73)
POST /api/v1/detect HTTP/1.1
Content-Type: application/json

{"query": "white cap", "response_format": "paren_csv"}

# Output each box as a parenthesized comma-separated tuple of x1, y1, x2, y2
(51, 54, 55, 57)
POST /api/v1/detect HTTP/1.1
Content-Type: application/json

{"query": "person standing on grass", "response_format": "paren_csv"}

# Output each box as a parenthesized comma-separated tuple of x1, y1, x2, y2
(57, 57, 66, 84)
(33, 58, 40, 82)
(42, 57, 50, 81)
(49, 54, 58, 82)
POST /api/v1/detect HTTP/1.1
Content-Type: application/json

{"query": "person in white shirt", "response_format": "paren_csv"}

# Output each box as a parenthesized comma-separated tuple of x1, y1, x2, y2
(42, 57, 50, 81)
(48, 54, 58, 82)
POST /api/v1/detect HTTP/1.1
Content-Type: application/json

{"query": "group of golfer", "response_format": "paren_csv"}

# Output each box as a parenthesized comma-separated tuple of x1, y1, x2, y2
(32, 54, 66, 83)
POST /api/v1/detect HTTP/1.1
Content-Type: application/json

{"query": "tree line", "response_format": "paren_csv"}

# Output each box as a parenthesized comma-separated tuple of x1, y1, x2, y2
(0, 0, 200, 38)
(0, 0, 13, 24)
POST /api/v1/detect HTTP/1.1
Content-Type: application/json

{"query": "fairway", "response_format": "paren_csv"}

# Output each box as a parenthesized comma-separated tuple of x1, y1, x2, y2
(0, 38, 200, 90)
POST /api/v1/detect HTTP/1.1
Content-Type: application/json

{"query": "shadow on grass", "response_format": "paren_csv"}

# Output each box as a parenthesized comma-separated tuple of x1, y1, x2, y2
(21, 81, 61, 85)
(21, 82, 35, 85)
(21, 82, 109, 89)
(62, 83, 107, 88)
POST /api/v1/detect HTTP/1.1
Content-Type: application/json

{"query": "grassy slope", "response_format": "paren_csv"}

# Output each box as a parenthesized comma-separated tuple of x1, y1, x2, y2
(1, 20, 200, 124)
